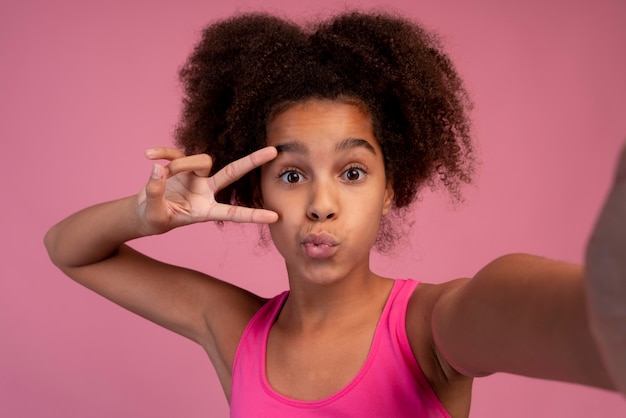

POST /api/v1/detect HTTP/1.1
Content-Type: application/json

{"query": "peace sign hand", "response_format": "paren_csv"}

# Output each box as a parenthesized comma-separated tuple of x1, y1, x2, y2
(136, 146, 278, 236)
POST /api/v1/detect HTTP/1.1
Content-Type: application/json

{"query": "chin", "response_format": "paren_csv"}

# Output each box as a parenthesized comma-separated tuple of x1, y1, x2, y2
(289, 257, 367, 287)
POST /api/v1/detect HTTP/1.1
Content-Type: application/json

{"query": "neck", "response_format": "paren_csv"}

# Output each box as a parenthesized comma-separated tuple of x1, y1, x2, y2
(280, 266, 393, 331)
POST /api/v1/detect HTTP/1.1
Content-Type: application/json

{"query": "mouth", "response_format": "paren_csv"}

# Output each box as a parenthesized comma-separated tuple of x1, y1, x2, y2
(301, 233, 339, 259)
(302, 233, 338, 246)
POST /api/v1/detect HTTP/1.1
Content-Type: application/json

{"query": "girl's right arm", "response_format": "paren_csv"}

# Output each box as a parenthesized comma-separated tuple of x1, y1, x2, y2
(44, 147, 278, 387)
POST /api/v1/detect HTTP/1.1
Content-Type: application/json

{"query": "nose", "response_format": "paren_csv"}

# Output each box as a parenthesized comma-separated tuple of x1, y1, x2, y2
(307, 181, 337, 221)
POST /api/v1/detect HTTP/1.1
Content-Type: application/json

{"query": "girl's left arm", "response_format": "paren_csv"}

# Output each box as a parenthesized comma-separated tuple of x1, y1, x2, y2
(431, 145, 626, 394)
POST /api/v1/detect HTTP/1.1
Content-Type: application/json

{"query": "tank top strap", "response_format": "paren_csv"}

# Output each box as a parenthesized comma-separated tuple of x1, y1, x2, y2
(386, 278, 420, 342)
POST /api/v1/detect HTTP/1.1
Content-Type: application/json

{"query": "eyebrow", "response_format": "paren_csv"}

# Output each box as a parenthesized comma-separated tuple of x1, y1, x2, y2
(336, 138, 377, 155)
(275, 138, 377, 155)
(275, 141, 307, 155)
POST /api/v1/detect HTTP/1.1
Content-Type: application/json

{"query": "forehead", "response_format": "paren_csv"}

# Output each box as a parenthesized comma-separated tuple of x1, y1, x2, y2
(266, 99, 377, 148)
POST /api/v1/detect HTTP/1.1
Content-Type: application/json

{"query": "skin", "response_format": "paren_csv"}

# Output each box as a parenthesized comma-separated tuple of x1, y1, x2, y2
(260, 101, 396, 400)
(44, 99, 624, 417)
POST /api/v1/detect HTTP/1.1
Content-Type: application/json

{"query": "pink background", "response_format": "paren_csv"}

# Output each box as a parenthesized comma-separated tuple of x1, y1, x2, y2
(2, 0, 625, 416)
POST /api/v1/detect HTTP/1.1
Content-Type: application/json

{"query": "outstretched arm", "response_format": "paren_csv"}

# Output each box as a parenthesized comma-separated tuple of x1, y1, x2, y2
(431, 145, 626, 393)
(585, 144, 626, 395)
(44, 147, 278, 387)
(432, 256, 614, 389)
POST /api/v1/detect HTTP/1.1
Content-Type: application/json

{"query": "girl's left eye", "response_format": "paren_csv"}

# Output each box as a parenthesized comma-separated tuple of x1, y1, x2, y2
(342, 167, 366, 181)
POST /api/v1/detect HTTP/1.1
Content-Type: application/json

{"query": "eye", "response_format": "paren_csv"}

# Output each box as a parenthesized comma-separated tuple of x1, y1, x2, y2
(342, 166, 366, 181)
(279, 170, 304, 184)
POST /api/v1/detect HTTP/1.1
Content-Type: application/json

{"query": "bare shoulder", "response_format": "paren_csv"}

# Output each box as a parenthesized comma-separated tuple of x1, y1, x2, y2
(194, 273, 268, 395)
(406, 279, 473, 417)
(133, 254, 268, 397)
(199, 276, 267, 366)
(148, 258, 268, 366)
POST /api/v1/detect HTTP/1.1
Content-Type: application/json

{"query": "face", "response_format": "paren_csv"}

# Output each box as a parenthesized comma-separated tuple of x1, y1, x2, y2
(260, 99, 394, 285)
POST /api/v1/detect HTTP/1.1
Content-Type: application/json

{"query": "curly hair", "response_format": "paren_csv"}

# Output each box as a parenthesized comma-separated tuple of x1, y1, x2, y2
(175, 11, 475, 225)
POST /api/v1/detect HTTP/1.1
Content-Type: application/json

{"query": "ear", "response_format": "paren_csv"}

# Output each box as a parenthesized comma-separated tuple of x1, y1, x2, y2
(381, 181, 394, 216)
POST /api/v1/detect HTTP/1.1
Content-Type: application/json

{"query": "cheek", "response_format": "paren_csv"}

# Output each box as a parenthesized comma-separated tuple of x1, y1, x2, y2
(258, 175, 276, 210)
(266, 221, 295, 259)
(259, 189, 285, 215)
(259, 182, 303, 216)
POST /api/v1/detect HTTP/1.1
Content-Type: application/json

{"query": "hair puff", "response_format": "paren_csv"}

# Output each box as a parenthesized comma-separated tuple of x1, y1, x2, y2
(175, 11, 475, 211)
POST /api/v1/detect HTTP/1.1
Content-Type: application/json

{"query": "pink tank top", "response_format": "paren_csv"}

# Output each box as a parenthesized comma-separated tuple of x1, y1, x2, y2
(230, 279, 450, 417)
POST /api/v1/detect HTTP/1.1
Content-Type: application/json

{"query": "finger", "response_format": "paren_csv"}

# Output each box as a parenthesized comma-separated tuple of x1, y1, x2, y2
(211, 202, 279, 224)
(145, 147, 186, 161)
(143, 163, 169, 225)
(210, 146, 278, 191)
(166, 153, 214, 178)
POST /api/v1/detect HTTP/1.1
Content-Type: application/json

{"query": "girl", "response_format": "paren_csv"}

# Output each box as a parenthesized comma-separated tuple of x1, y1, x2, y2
(44, 12, 625, 417)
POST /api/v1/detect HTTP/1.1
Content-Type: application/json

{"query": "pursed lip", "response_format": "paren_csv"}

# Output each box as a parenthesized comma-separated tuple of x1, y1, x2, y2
(301, 233, 339, 259)
(301, 232, 339, 246)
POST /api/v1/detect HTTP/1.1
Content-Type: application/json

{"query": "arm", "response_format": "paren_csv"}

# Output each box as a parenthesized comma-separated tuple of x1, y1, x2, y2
(432, 255, 614, 389)
(44, 147, 278, 376)
(431, 146, 626, 392)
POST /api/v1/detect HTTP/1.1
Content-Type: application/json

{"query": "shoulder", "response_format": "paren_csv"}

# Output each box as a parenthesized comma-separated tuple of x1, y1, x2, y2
(201, 285, 272, 398)
(406, 279, 473, 415)
(406, 279, 469, 378)
(203, 285, 269, 358)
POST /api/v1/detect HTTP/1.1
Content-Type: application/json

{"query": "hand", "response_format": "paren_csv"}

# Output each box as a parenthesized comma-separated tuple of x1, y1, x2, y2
(136, 146, 279, 235)
(585, 142, 626, 395)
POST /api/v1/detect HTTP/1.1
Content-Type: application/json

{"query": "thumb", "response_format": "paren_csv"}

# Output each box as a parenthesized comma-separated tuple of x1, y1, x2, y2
(142, 163, 168, 225)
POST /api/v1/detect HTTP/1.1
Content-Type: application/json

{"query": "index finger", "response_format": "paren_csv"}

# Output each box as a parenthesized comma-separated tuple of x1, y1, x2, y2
(211, 202, 279, 224)
(145, 147, 186, 161)
(210, 146, 278, 192)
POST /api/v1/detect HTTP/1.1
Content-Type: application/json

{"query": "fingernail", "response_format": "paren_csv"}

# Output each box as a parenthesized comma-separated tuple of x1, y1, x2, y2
(151, 164, 162, 179)
(145, 149, 156, 158)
